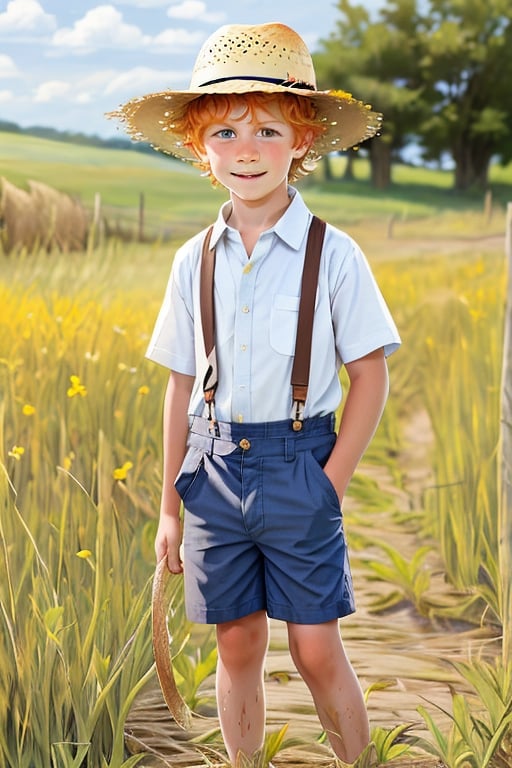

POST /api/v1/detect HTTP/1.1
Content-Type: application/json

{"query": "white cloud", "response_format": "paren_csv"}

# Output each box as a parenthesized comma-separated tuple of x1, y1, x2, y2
(73, 92, 94, 104)
(112, 0, 169, 8)
(52, 5, 150, 53)
(104, 66, 189, 96)
(34, 80, 72, 103)
(152, 27, 205, 50)
(25, 66, 187, 110)
(0, 54, 20, 79)
(0, 0, 56, 34)
(0, 89, 14, 103)
(110, 0, 171, 6)
(167, 1, 225, 23)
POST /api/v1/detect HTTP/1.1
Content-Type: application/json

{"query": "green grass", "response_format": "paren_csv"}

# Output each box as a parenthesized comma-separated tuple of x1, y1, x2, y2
(2, 131, 511, 239)
(1, 129, 512, 765)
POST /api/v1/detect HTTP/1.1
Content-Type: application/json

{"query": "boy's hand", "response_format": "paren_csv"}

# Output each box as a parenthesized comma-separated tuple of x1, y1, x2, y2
(325, 348, 389, 504)
(155, 515, 183, 574)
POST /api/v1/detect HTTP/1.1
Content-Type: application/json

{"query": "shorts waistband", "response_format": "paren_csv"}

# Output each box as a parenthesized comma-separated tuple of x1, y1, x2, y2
(187, 414, 335, 459)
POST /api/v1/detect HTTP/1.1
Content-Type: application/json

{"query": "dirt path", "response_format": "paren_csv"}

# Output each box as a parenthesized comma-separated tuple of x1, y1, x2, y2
(126, 233, 505, 765)
(126, 410, 498, 766)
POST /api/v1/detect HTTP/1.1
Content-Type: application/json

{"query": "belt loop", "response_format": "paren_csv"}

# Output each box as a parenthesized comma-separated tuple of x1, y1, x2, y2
(284, 437, 296, 462)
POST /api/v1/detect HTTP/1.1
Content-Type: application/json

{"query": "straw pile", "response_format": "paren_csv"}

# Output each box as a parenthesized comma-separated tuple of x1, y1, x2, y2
(0, 176, 88, 254)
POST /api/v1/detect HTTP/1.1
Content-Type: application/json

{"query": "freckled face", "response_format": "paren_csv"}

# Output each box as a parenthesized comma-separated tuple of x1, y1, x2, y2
(198, 101, 311, 201)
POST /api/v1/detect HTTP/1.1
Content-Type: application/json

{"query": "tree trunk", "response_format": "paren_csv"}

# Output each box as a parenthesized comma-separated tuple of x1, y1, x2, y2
(369, 138, 392, 189)
(453, 140, 492, 191)
(344, 152, 355, 180)
(322, 154, 334, 181)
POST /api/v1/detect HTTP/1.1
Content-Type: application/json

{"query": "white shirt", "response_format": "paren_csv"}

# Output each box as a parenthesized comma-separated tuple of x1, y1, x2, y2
(146, 188, 401, 423)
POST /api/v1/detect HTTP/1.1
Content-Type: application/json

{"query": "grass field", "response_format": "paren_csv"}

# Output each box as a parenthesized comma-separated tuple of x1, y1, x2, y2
(2, 130, 511, 240)
(1, 131, 511, 767)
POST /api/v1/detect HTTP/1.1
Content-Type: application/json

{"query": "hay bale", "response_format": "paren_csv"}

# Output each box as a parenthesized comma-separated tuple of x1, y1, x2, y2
(28, 180, 88, 252)
(0, 176, 42, 254)
(0, 177, 89, 254)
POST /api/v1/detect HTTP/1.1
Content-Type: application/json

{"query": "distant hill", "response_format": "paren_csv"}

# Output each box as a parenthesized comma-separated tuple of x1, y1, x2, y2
(0, 119, 156, 156)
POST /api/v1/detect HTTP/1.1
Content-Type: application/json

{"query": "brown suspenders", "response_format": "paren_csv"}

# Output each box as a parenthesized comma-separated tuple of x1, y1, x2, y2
(200, 215, 327, 434)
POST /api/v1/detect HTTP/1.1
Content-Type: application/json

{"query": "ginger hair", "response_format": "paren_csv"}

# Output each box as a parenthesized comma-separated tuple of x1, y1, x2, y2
(171, 92, 326, 184)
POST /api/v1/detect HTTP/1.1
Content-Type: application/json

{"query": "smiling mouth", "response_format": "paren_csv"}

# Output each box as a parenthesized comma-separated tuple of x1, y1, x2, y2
(231, 172, 266, 179)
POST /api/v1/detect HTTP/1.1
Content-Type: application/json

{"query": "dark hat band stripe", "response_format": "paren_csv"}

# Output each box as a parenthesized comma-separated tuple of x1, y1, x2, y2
(198, 75, 315, 91)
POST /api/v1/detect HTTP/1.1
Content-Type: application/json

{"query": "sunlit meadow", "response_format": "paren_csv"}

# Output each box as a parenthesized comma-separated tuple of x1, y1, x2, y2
(1, 132, 511, 765)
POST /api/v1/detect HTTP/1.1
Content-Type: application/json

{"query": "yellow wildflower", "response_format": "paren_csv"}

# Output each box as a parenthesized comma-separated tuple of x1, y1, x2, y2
(8, 445, 25, 461)
(76, 549, 92, 559)
(469, 308, 486, 323)
(138, 385, 150, 396)
(22, 404, 36, 416)
(62, 451, 75, 471)
(67, 375, 87, 398)
(113, 461, 133, 480)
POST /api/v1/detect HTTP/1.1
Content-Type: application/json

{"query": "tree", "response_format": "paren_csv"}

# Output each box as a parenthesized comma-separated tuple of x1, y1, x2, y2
(314, 0, 428, 189)
(419, 0, 512, 190)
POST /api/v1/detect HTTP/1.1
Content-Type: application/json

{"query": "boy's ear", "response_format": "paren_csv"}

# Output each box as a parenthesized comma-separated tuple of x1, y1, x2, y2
(292, 129, 315, 159)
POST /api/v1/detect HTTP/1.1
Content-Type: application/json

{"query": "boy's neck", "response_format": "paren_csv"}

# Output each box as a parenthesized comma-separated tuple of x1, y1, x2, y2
(227, 186, 292, 256)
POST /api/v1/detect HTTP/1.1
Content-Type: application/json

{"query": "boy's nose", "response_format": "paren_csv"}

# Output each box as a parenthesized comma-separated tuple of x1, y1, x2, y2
(237, 140, 259, 162)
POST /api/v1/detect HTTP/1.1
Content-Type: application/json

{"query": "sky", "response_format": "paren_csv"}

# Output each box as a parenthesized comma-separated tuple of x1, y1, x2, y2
(0, 0, 386, 139)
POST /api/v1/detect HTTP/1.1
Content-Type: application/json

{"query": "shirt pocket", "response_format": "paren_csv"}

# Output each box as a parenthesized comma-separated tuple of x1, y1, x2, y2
(270, 294, 300, 356)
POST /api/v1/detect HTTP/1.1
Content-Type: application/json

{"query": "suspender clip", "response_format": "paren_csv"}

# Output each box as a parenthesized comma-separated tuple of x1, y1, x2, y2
(205, 389, 220, 436)
(292, 399, 304, 431)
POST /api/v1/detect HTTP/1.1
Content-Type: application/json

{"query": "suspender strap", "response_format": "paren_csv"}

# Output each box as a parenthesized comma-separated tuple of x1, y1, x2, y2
(200, 225, 219, 434)
(200, 215, 326, 433)
(290, 215, 326, 429)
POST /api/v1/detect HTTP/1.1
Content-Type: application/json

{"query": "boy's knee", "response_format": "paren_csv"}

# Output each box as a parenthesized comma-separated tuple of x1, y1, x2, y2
(288, 623, 344, 680)
(216, 611, 268, 669)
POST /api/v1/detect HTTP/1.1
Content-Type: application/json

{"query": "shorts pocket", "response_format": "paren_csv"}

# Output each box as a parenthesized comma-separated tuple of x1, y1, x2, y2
(174, 447, 204, 501)
(306, 446, 341, 512)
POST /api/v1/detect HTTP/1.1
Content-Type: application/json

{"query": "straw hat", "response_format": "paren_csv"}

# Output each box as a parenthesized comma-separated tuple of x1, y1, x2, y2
(107, 22, 382, 162)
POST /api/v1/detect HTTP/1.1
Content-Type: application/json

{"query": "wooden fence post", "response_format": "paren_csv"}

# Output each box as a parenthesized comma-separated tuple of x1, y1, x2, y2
(138, 192, 145, 242)
(499, 202, 512, 667)
(484, 188, 493, 224)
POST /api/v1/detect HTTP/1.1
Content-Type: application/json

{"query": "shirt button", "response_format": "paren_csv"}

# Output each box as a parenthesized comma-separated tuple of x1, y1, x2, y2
(239, 438, 251, 450)
(243, 263, 253, 274)
(241, 305, 250, 313)
(240, 344, 247, 351)
(237, 414, 244, 423)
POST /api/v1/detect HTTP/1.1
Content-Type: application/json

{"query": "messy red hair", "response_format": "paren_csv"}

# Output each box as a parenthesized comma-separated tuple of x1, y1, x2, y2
(171, 92, 326, 184)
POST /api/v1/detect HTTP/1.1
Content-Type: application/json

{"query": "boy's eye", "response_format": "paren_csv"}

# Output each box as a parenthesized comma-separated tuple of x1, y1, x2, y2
(260, 128, 279, 137)
(215, 128, 235, 139)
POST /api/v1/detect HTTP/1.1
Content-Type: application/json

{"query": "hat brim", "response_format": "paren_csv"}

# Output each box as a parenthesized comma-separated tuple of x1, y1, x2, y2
(151, 556, 193, 730)
(108, 80, 382, 162)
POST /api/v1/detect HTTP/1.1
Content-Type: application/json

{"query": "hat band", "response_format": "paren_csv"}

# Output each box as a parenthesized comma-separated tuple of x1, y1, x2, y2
(198, 75, 316, 91)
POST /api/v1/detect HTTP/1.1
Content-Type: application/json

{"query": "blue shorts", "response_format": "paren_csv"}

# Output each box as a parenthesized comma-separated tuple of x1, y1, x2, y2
(175, 414, 355, 625)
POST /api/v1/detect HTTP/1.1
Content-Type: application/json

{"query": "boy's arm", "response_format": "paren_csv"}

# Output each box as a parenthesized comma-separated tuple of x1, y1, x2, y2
(323, 347, 389, 503)
(155, 371, 195, 573)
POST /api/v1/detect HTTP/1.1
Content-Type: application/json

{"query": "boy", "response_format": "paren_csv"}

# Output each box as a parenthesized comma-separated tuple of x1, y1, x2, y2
(109, 22, 400, 768)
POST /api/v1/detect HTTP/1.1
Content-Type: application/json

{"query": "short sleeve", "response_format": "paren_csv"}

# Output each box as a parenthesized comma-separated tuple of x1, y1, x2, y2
(328, 236, 401, 364)
(145, 246, 197, 374)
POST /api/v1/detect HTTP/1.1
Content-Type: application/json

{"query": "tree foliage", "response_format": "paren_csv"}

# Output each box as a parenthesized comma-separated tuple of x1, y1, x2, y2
(314, 0, 512, 190)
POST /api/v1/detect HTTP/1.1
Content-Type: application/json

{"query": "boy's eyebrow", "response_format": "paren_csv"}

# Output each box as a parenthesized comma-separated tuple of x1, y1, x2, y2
(208, 116, 287, 127)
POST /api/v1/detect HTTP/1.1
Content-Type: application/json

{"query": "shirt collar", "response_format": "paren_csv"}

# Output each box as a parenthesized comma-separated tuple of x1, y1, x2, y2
(208, 187, 312, 251)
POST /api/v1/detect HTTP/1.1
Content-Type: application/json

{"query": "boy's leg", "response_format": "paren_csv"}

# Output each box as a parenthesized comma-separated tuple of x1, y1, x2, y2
(216, 610, 269, 764)
(287, 620, 370, 764)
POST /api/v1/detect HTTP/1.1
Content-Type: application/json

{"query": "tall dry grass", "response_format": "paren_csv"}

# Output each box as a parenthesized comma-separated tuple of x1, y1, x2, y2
(0, 231, 510, 766)
(0, 242, 168, 766)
